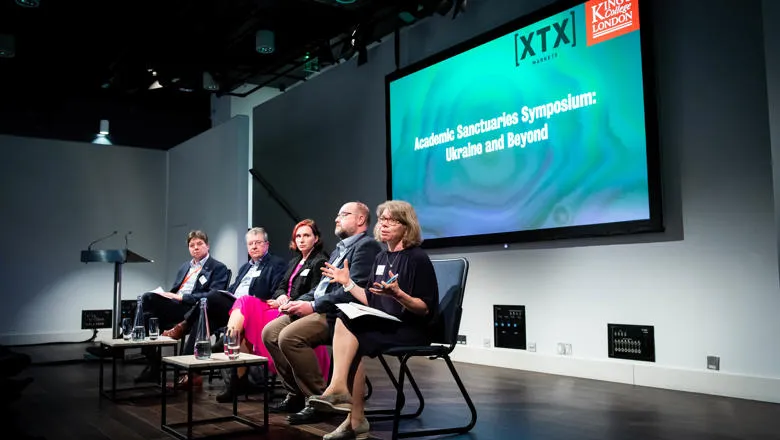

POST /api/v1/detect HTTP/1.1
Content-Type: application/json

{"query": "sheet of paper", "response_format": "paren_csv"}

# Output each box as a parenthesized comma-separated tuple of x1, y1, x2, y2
(335, 302, 401, 322)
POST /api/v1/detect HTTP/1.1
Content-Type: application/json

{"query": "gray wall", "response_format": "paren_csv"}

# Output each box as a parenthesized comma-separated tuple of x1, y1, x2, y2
(0, 115, 250, 344)
(251, 0, 780, 397)
(166, 115, 251, 283)
(0, 135, 167, 344)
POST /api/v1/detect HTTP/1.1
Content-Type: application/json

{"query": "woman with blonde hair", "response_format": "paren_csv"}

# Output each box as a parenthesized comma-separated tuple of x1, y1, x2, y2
(309, 200, 439, 440)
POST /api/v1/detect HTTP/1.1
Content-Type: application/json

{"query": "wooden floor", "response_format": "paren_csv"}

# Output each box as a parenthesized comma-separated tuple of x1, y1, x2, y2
(5, 342, 780, 440)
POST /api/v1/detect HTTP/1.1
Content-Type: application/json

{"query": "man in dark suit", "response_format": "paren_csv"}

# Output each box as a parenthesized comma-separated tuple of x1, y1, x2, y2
(163, 227, 287, 386)
(134, 229, 229, 382)
(140, 230, 230, 329)
(262, 201, 382, 424)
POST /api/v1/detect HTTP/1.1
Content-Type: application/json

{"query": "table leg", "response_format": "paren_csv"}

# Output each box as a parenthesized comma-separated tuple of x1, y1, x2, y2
(187, 369, 194, 439)
(98, 345, 104, 398)
(111, 348, 118, 401)
(232, 367, 238, 416)
(263, 363, 269, 429)
(161, 362, 167, 428)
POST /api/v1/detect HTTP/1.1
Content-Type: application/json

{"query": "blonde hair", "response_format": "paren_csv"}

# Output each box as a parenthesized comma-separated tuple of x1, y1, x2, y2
(373, 200, 423, 248)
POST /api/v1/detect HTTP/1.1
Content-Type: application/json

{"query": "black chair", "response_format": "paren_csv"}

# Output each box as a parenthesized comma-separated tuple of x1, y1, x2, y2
(366, 257, 476, 439)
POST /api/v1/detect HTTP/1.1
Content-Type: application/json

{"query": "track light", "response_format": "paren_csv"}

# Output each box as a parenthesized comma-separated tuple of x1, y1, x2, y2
(452, 0, 467, 19)
(255, 30, 275, 54)
(0, 34, 15, 58)
(15, 0, 40, 7)
(202, 72, 219, 91)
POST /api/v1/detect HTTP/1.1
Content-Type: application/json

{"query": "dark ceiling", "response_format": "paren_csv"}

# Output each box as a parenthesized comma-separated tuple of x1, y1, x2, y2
(0, 0, 464, 149)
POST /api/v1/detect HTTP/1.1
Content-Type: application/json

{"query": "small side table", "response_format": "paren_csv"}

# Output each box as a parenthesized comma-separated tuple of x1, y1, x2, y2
(99, 336, 179, 401)
(161, 353, 269, 440)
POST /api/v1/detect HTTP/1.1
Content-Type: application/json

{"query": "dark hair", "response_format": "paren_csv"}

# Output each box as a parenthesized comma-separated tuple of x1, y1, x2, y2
(187, 230, 209, 245)
(289, 219, 324, 254)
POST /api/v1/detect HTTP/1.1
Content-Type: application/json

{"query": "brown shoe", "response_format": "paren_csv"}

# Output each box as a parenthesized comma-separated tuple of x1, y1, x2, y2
(162, 321, 188, 340)
(167, 373, 203, 389)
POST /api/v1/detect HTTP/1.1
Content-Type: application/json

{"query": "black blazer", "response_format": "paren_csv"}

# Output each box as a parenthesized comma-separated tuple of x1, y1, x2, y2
(226, 252, 287, 301)
(271, 250, 329, 301)
(172, 256, 230, 307)
(298, 232, 382, 314)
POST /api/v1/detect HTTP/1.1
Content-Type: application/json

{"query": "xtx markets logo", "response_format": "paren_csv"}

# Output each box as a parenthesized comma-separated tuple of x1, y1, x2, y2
(586, 0, 640, 46)
(514, 10, 576, 66)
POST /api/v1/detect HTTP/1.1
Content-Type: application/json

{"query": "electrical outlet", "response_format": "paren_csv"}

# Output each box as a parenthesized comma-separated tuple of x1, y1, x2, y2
(564, 343, 572, 356)
(457, 335, 467, 345)
(707, 355, 720, 371)
(557, 342, 565, 355)
(528, 342, 536, 352)
(483, 338, 491, 348)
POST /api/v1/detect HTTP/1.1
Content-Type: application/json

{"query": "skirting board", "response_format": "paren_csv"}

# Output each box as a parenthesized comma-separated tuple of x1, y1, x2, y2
(450, 345, 780, 404)
(0, 330, 114, 347)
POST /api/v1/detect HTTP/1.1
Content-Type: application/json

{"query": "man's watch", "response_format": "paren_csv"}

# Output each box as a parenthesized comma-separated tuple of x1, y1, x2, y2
(344, 280, 356, 292)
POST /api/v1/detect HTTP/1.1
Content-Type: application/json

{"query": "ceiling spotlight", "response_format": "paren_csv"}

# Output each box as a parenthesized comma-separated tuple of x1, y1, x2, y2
(15, 0, 40, 7)
(148, 80, 163, 90)
(255, 30, 275, 54)
(99, 120, 109, 135)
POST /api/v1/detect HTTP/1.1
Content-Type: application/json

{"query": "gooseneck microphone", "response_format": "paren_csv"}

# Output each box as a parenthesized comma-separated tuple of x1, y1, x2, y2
(125, 231, 133, 249)
(87, 230, 118, 251)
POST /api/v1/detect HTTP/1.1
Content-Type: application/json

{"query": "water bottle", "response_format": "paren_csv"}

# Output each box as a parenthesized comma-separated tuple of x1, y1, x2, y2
(131, 295, 146, 341)
(193, 298, 212, 360)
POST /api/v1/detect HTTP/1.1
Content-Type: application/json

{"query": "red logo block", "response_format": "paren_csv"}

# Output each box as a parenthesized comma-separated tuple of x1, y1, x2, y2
(586, 0, 640, 46)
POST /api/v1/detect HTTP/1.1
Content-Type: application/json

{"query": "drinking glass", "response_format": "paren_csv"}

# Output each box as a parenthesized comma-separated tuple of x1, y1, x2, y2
(224, 329, 240, 360)
(121, 318, 133, 340)
(148, 317, 159, 340)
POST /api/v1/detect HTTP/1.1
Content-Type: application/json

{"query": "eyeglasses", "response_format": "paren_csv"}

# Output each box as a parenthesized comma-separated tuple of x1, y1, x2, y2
(247, 240, 266, 246)
(378, 216, 402, 226)
(335, 212, 353, 219)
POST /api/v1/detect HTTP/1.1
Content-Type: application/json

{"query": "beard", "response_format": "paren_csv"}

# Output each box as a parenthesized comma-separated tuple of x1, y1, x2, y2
(335, 226, 349, 240)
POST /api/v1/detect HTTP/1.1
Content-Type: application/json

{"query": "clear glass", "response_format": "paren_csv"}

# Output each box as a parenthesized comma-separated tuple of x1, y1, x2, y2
(193, 298, 211, 360)
(224, 329, 240, 360)
(131, 295, 146, 341)
(121, 318, 133, 340)
(148, 317, 159, 340)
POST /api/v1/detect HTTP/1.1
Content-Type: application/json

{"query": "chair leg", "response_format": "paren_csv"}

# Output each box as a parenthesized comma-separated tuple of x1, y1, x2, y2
(394, 355, 477, 439)
(366, 355, 421, 420)
(364, 375, 373, 401)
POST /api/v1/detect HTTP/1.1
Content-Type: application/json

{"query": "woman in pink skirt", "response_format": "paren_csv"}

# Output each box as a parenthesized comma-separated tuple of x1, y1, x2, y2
(219, 219, 331, 401)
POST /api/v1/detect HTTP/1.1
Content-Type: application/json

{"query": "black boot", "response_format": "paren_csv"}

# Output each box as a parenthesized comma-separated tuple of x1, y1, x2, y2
(216, 370, 248, 403)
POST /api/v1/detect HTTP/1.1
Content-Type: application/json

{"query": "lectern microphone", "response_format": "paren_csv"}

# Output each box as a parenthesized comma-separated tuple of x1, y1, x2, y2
(124, 231, 133, 249)
(87, 230, 118, 251)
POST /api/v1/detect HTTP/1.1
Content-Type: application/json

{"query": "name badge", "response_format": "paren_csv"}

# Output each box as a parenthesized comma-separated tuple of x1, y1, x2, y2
(375, 265, 386, 276)
(300, 268, 310, 277)
(199, 275, 208, 285)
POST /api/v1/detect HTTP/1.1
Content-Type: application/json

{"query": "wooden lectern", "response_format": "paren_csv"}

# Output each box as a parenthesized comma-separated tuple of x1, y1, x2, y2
(81, 249, 153, 338)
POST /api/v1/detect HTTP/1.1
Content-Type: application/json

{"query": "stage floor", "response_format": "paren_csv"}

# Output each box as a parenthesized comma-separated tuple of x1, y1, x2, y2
(6, 341, 780, 440)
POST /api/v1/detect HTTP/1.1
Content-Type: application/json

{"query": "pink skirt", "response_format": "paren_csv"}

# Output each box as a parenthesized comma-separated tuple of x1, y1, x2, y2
(230, 295, 330, 378)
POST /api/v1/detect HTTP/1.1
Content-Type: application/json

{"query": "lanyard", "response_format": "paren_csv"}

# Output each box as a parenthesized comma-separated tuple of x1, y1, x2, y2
(179, 265, 203, 289)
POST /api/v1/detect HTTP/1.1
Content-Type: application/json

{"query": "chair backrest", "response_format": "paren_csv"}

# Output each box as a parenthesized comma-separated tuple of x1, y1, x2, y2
(431, 258, 469, 348)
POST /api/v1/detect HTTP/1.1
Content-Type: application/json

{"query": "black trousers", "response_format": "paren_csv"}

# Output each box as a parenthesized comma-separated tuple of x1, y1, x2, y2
(140, 291, 190, 331)
(181, 290, 237, 355)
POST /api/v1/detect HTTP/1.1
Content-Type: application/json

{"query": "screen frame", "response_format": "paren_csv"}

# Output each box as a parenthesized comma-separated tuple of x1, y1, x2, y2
(384, 0, 663, 249)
